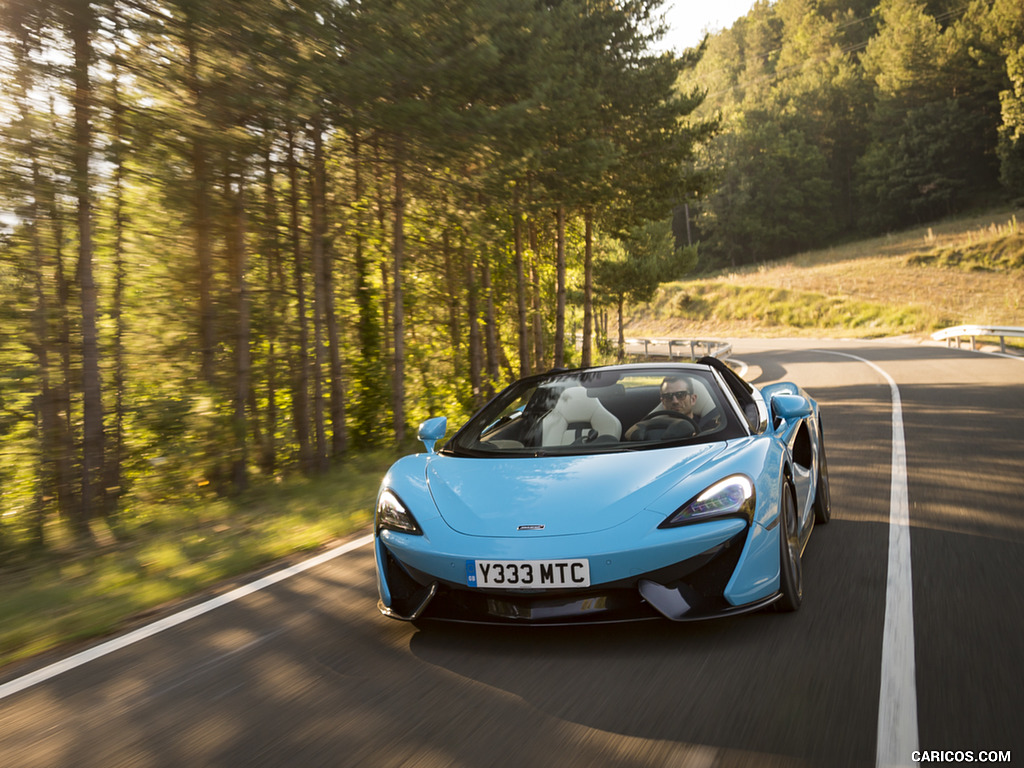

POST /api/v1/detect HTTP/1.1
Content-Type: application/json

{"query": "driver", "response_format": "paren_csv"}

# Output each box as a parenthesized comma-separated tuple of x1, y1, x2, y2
(658, 376, 698, 418)
(624, 376, 699, 440)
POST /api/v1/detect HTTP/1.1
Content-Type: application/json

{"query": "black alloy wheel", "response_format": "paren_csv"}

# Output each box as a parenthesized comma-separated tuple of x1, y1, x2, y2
(813, 436, 832, 525)
(776, 483, 803, 612)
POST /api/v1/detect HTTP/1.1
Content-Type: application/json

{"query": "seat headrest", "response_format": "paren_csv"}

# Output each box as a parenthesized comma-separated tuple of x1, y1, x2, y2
(542, 386, 622, 445)
(555, 387, 605, 421)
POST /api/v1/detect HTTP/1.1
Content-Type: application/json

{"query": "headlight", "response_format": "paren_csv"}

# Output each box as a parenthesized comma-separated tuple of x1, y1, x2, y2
(659, 475, 755, 528)
(375, 489, 422, 534)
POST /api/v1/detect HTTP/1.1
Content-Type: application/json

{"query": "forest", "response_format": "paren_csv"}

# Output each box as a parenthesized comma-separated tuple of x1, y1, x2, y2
(685, 0, 1024, 268)
(1, 0, 1022, 557)
(0, 0, 708, 554)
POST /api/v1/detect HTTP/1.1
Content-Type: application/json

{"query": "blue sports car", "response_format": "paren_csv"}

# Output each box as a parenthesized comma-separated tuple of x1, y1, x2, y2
(374, 357, 830, 624)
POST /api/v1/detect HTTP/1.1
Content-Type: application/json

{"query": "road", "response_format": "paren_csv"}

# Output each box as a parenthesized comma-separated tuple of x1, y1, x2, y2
(1, 339, 1022, 767)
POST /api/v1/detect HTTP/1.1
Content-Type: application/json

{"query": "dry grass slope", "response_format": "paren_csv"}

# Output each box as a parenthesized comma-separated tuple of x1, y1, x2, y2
(625, 208, 1024, 341)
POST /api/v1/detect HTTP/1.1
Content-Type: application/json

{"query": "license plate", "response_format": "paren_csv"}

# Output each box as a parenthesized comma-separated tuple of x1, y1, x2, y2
(467, 559, 590, 589)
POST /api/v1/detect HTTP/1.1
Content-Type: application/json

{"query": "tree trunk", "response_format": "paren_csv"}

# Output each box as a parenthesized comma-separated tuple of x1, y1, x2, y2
(482, 252, 499, 397)
(312, 118, 346, 460)
(554, 205, 567, 367)
(71, 1, 101, 542)
(374, 137, 393, 419)
(442, 226, 468, 396)
(260, 136, 281, 473)
(309, 118, 328, 470)
(529, 217, 544, 371)
(391, 150, 406, 444)
(183, 15, 217, 386)
(286, 127, 313, 473)
(351, 134, 375, 357)
(467, 257, 483, 407)
(380, 256, 391, 385)
(228, 173, 250, 492)
(325, 221, 346, 459)
(617, 294, 626, 361)
(14, 34, 63, 547)
(29, 147, 52, 549)
(442, 228, 460, 354)
(349, 132, 384, 448)
(105, 17, 127, 525)
(582, 210, 594, 367)
(513, 208, 529, 376)
(47, 120, 78, 529)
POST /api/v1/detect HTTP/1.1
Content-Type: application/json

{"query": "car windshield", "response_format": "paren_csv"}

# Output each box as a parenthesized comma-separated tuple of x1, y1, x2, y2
(445, 366, 748, 457)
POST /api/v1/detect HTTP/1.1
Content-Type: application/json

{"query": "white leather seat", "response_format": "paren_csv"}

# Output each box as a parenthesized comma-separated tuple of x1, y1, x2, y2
(541, 387, 622, 446)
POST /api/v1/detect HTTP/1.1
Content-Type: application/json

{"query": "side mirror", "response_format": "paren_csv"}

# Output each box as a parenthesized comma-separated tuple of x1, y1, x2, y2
(771, 394, 812, 421)
(417, 416, 448, 454)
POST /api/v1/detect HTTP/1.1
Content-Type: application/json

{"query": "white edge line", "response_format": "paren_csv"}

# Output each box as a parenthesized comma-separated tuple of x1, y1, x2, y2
(726, 357, 749, 379)
(971, 350, 1024, 363)
(0, 532, 374, 702)
(814, 350, 919, 768)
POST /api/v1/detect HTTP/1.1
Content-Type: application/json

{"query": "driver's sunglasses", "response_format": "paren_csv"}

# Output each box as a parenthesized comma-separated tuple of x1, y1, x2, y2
(661, 390, 691, 402)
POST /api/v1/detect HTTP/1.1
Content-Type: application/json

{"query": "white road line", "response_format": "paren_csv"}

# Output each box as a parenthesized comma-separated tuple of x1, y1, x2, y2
(976, 350, 1024, 363)
(816, 350, 919, 768)
(0, 532, 374, 702)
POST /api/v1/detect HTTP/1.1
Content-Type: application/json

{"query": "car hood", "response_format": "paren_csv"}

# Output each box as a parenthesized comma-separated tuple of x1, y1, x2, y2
(425, 443, 726, 537)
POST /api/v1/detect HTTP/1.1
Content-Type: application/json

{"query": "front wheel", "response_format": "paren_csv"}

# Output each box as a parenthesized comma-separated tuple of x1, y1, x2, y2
(776, 483, 803, 612)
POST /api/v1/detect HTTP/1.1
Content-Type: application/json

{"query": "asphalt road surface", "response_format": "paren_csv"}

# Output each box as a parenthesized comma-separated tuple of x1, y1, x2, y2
(1, 339, 1022, 768)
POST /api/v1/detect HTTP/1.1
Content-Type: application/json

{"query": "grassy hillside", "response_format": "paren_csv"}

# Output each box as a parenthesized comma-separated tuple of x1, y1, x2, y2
(625, 208, 1024, 341)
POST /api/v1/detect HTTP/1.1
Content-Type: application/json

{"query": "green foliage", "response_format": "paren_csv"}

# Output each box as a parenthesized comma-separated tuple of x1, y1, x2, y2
(596, 220, 693, 305)
(998, 47, 1024, 196)
(0, 0, 704, 560)
(683, 0, 1023, 263)
(857, 98, 976, 227)
(594, 218, 698, 350)
(856, 0, 1000, 226)
(700, 115, 834, 266)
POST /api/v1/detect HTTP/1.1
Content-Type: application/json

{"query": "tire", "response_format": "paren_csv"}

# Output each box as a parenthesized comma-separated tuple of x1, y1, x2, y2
(776, 482, 803, 612)
(813, 433, 832, 525)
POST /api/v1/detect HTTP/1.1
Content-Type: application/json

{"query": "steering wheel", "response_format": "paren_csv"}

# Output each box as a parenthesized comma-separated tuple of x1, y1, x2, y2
(628, 411, 699, 441)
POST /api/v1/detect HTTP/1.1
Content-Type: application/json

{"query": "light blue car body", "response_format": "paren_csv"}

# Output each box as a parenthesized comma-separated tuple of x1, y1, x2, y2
(374, 362, 829, 624)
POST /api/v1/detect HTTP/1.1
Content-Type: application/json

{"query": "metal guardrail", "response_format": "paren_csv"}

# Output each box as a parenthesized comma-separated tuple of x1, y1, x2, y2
(931, 325, 1024, 353)
(624, 337, 733, 361)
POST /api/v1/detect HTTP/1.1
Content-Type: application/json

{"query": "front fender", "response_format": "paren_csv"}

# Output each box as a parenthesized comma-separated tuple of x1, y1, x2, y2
(377, 454, 442, 529)
(725, 517, 779, 605)
(725, 437, 790, 606)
